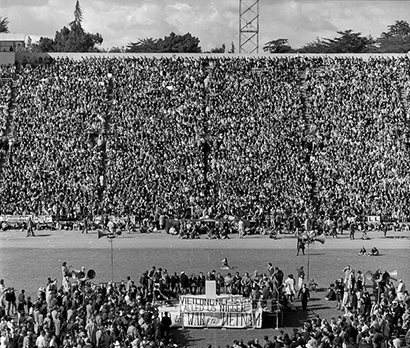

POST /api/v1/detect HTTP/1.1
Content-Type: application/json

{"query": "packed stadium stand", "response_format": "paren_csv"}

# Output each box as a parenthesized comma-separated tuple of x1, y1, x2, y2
(0, 54, 410, 223)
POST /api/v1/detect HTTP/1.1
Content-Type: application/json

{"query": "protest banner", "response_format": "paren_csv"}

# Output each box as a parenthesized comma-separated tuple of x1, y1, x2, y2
(158, 295, 263, 329)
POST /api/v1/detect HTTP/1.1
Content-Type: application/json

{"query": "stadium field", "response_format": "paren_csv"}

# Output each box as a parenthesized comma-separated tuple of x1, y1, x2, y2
(0, 229, 408, 347)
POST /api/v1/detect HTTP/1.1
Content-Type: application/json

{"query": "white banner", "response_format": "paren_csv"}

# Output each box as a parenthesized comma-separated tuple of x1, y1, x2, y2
(33, 215, 53, 224)
(158, 306, 263, 328)
(0, 215, 33, 223)
(158, 295, 263, 328)
(180, 295, 253, 313)
(182, 309, 262, 328)
(367, 216, 381, 224)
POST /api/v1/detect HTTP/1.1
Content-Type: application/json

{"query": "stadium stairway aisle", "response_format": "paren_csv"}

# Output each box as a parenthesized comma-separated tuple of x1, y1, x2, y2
(399, 84, 410, 120)
(97, 74, 114, 205)
(0, 76, 17, 171)
(300, 68, 319, 214)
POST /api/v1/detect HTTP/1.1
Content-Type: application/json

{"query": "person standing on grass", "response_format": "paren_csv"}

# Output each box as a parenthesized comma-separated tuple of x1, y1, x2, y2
(238, 218, 244, 239)
(81, 216, 89, 234)
(180, 271, 189, 295)
(35, 331, 46, 348)
(197, 272, 206, 295)
(349, 221, 355, 240)
(297, 266, 305, 291)
(26, 217, 35, 237)
(161, 312, 172, 342)
(297, 237, 305, 256)
(284, 274, 296, 302)
(61, 262, 71, 279)
(23, 331, 34, 348)
(298, 283, 310, 310)
(5, 288, 16, 316)
(17, 289, 26, 315)
(0, 280, 5, 308)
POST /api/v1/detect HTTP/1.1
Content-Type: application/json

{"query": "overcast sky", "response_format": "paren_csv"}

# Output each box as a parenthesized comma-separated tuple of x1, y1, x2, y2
(2, 0, 410, 51)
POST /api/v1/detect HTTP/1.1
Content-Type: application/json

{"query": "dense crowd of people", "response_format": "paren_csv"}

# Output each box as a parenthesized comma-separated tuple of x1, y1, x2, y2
(1, 55, 410, 225)
(0, 64, 15, 161)
(0, 262, 408, 348)
(306, 57, 410, 220)
(0, 79, 11, 139)
(1, 54, 410, 348)
(0, 59, 106, 216)
(102, 57, 206, 218)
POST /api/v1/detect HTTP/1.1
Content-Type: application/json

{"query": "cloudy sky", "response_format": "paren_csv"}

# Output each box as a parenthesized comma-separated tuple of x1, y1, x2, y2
(2, 0, 410, 51)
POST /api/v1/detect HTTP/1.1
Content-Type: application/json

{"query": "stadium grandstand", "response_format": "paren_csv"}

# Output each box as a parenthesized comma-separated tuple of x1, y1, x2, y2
(1, 53, 410, 231)
(0, 52, 410, 348)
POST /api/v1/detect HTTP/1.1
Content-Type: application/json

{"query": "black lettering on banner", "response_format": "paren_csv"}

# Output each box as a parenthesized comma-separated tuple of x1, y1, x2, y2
(254, 310, 262, 327)
(240, 313, 252, 327)
(187, 313, 195, 326)
(186, 312, 206, 327)
(221, 312, 227, 326)
(199, 312, 205, 326)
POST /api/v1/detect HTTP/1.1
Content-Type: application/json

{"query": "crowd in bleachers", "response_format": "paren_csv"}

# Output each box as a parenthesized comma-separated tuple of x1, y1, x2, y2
(306, 57, 410, 220)
(102, 57, 205, 218)
(0, 79, 11, 138)
(0, 55, 410, 226)
(205, 58, 309, 219)
(0, 64, 15, 155)
(0, 59, 106, 216)
(0, 263, 408, 348)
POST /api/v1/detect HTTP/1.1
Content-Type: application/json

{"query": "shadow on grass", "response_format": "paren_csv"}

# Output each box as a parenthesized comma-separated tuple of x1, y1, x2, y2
(281, 297, 336, 328)
(296, 253, 327, 256)
(282, 308, 310, 327)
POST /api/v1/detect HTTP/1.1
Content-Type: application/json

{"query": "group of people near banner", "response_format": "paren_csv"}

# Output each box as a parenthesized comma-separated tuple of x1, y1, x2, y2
(0, 261, 409, 348)
(1, 56, 410, 225)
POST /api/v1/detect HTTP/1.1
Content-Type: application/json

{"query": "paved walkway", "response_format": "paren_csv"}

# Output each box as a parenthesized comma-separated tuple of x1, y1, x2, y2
(0, 229, 408, 250)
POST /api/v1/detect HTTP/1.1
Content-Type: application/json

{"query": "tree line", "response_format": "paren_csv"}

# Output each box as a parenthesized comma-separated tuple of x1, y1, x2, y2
(264, 21, 410, 54)
(1, 2, 410, 54)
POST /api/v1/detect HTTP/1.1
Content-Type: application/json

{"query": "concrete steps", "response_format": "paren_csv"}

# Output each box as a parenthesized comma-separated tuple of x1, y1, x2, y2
(0, 77, 18, 171)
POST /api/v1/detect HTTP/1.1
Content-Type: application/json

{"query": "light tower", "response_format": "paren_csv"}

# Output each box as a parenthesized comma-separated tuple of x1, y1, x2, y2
(239, 0, 260, 54)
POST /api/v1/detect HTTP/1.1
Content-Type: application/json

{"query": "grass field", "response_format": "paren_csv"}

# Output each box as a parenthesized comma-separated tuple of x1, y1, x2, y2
(0, 229, 408, 347)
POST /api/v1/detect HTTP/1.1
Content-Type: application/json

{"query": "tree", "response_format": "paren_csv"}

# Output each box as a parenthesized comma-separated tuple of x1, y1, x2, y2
(127, 32, 201, 53)
(53, 26, 71, 52)
(126, 38, 161, 53)
(297, 30, 374, 53)
(299, 37, 331, 53)
(70, 0, 83, 27)
(158, 32, 201, 53)
(210, 44, 225, 53)
(105, 46, 126, 53)
(32, 37, 56, 52)
(33, 1, 103, 52)
(324, 30, 374, 53)
(0, 17, 9, 33)
(263, 39, 292, 53)
(228, 41, 235, 53)
(377, 20, 410, 53)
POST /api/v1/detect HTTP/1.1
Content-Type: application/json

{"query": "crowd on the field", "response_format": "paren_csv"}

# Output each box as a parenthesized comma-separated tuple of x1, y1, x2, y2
(0, 262, 409, 348)
(1, 55, 410, 225)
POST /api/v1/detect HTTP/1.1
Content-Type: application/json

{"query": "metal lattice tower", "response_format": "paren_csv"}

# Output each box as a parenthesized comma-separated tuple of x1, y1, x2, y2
(239, 0, 259, 54)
